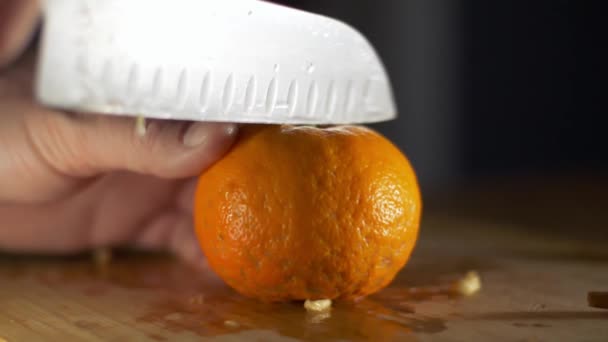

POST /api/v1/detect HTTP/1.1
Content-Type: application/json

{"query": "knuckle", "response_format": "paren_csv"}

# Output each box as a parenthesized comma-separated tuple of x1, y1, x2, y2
(25, 109, 87, 176)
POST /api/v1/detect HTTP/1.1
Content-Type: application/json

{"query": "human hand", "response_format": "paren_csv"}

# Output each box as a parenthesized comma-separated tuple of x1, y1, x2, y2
(0, 0, 238, 267)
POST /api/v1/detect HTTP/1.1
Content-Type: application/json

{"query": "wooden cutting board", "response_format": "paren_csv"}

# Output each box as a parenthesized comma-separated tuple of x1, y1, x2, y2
(1, 179, 607, 341)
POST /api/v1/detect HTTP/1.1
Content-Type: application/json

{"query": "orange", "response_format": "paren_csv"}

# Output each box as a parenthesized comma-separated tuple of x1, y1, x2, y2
(194, 125, 421, 302)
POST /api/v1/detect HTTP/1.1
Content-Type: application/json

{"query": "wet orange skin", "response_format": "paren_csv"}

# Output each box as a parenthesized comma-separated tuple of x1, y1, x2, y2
(194, 125, 422, 302)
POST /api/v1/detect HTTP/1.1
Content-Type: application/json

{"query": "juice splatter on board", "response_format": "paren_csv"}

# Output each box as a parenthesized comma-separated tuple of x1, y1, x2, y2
(0, 253, 473, 341)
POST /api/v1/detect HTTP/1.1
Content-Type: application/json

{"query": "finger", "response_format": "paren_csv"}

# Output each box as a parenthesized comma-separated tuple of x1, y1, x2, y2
(87, 172, 179, 247)
(1, 51, 237, 202)
(176, 178, 198, 213)
(25, 109, 239, 180)
(133, 210, 182, 251)
(0, 172, 178, 253)
(0, 195, 92, 253)
(133, 210, 206, 268)
(168, 214, 205, 267)
(0, 0, 39, 69)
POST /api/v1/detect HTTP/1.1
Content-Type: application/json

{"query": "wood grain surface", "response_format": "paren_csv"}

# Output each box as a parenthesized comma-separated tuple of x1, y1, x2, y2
(1, 178, 607, 341)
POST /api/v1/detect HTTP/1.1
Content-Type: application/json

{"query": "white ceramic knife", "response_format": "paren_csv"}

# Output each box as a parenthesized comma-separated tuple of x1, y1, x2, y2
(36, 0, 396, 125)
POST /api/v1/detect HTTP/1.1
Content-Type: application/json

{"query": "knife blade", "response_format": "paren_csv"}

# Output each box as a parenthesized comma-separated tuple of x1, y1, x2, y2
(36, 0, 396, 124)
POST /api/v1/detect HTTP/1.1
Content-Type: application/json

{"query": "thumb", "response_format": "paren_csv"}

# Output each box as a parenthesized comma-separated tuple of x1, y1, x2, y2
(0, 98, 237, 203)
(0, 52, 238, 203)
(26, 108, 238, 182)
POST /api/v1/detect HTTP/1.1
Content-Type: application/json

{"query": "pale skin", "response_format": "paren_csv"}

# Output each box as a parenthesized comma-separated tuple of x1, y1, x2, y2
(0, 1, 237, 267)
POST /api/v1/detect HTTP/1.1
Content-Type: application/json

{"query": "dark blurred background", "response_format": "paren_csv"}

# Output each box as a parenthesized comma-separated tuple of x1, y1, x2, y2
(280, 0, 607, 195)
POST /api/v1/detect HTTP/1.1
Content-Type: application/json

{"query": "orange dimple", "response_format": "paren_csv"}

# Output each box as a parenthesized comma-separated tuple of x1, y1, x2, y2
(194, 125, 422, 302)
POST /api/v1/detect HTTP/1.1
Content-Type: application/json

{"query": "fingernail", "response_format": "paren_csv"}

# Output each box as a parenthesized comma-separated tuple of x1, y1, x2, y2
(182, 122, 238, 147)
